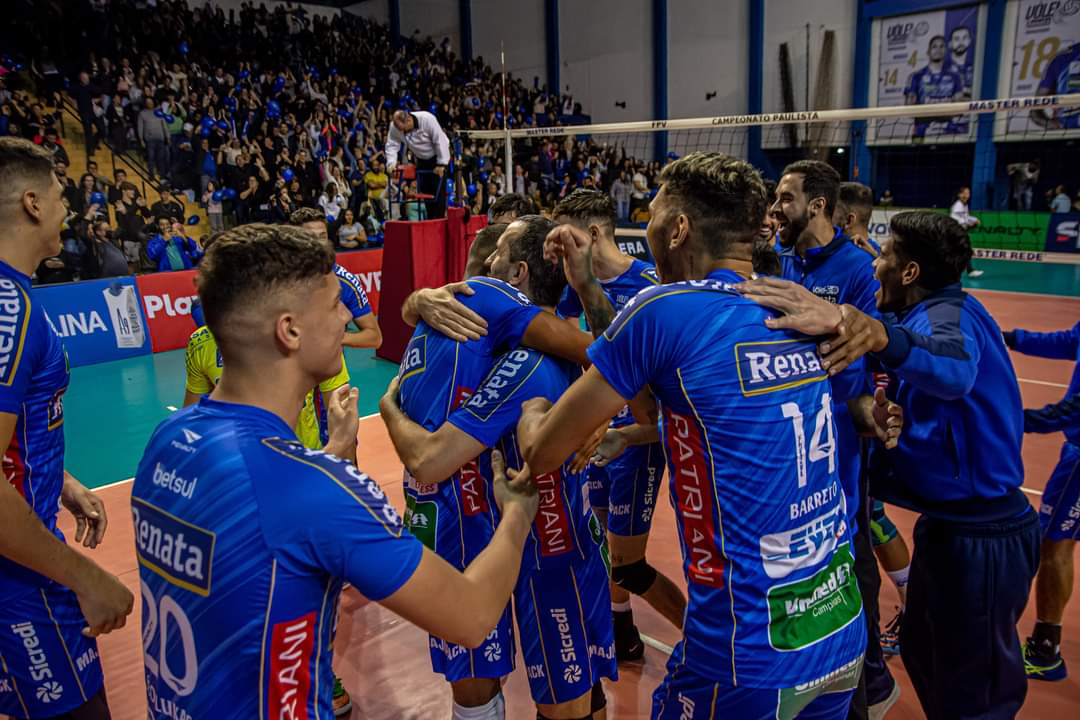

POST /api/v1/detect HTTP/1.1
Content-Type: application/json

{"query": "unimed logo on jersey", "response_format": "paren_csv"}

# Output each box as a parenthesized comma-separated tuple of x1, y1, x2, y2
(269, 612, 316, 720)
(131, 498, 215, 596)
(665, 410, 723, 587)
(535, 471, 573, 557)
(735, 340, 827, 397)
(0, 278, 28, 386)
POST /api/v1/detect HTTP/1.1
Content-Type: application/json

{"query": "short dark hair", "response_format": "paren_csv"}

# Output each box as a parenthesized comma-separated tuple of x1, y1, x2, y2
(468, 222, 509, 275)
(838, 182, 873, 226)
(552, 188, 616, 231)
(489, 193, 537, 219)
(889, 211, 972, 291)
(289, 207, 325, 226)
(0, 137, 56, 207)
(782, 160, 841, 218)
(196, 224, 335, 356)
(752, 240, 781, 276)
(507, 215, 565, 307)
(658, 152, 767, 255)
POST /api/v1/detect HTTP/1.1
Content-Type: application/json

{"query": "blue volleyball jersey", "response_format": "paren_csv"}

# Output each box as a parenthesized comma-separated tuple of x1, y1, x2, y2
(587, 269, 865, 687)
(779, 232, 879, 528)
(905, 66, 966, 136)
(449, 347, 602, 570)
(1038, 44, 1080, 128)
(132, 398, 423, 720)
(397, 277, 541, 556)
(0, 260, 71, 603)
(334, 263, 372, 320)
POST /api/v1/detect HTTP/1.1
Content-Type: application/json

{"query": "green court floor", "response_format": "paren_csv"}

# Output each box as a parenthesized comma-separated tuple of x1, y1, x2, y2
(63, 259, 1079, 490)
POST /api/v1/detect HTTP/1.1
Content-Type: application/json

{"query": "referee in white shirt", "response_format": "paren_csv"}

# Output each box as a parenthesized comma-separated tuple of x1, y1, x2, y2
(949, 185, 984, 277)
(386, 110, 451, 219)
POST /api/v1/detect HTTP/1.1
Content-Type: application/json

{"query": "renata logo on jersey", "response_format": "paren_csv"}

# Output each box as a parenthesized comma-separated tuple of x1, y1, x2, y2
(0, 278, 28, 386)
(463, 349, 532, 421)
(131, 498, 215, 596)
(665, 410, 723, 587)
(535, 471, 573, 557)
(760, 502, 846, 580)
(268, 612, 316, 720)
(399, 334, 426, 382)
(735, 340, 827, 397)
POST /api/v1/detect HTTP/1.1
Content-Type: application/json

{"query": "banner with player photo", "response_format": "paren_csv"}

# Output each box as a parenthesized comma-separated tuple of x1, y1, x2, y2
(1005, 0, 1080, 135)
(874, 5, 980, 142)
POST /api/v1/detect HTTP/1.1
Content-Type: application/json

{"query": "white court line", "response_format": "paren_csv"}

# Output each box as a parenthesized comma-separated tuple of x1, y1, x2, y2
(1018, 377, 1068, 389)
(1022, 487, 1044, 497)
(641, 633, 675, 656)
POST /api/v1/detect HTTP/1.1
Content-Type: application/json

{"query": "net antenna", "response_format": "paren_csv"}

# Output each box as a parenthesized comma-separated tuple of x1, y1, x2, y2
(501, 41, 513, 186)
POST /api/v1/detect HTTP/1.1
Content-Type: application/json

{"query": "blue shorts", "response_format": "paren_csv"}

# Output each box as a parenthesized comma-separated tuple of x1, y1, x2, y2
(403, 471, 516, 680)
(514, 552, 617, 706)
(0, 583, 104, 719)
(607, 442, 665, 537)
(1039, 441, 1080, 542)
(652, 648, 859, 720)
(586, 464, 608, 520)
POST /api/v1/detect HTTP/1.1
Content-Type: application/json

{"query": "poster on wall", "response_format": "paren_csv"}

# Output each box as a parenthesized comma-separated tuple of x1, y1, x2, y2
(874, 5, 980, 142)
(1005, 0, 1080, 136)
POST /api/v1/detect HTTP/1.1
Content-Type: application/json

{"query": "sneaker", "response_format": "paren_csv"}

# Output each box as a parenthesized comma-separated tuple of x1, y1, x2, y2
(613, 612, 644, 663)
(968, 269, 984, 277)
(333, 676, 353, 716)
(1023, 637, 1068, 681)
(880, 607, 902, 657)
(868, 681, 901, 720)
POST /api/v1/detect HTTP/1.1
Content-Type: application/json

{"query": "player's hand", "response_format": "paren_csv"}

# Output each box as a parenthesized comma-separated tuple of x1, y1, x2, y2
(870, 387, 903, 450)
(73, 566, 134, 638)
(570, 422, 608, 474)
(516, 397, 554, 460)
(735, 277, 844, 336)
(325, 385, 360, 460)
(416, 284, 487, 341)
(851, 234, 879, 258)
(61, 474, 108, 549)
(544, 224, 595, 293)
(490, 450, 538, 521)
(379, 375, 401, 412)
(590, 428, 629, 468)
(817, 305, 888, 376)
(434, 165, 445, 177)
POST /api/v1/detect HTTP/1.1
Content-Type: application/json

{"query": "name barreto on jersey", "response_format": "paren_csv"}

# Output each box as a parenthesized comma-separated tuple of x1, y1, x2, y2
(0, 278, 29, 384)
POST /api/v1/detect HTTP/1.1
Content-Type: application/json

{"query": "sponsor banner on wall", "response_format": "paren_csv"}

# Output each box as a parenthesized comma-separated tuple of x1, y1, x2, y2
(1045, 212, 1080, 252)
(974, 248, 1045, 261)
(33, 277, 151, 368)
(869, 209, 1049, 251)
(135, 270, 199, 353)
(1006, 0, 1080, 136)
(333, 249, 383, 314)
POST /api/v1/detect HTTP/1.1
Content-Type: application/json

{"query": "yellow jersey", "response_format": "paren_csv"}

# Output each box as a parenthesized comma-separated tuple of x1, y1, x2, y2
(184, 326, 349, 449)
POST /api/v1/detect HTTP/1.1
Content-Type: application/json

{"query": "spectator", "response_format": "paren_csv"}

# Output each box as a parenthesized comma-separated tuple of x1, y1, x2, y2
(358, 201, 382, 240)
(336, 208, 366, 249)
(404, 180, 428, 221)
(203, 180, 225, 232)
(318, 182, 347, 223)
(108, 169, 129, 205)
(71, 173, 98, 218)
(950, 186, 984, 278)
(364, 159, 389, 217)
(150, 187, 185, 223)
(114, 181, 151, 271)
(55, 159, 76, 204)
(1008, 160, 1040, 211)
(631, 164, 649, 210)
(105, 92, 129, 153)
(82, 220, 130, 279)
(610, 170, 631, 222)
(146, 218, 202, 272)
(137, 97, 171, 179)
(72, 71, 100, 155)
(37, 127, 68, 166)
(1050, 184, 1071, 213)
(880, 189, 895, 207)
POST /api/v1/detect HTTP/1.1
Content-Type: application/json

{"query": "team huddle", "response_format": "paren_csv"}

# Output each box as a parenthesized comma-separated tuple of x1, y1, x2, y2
(0, 134, 1075, 720)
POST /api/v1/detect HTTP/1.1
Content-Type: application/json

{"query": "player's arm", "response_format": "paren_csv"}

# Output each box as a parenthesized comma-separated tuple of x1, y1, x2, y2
(0, 414, 133, 636)
(380, 452, 535, 647)
(544, 224, 616, 337)
(379, 377, 486, 484)
(846, 389, 903, 449)
(1024, 393, 1080, 435)
(183, 334, 212, 407)
(343, 312, 382, 348)
(1003, 324, 1079, 360)
(590, 422, 660, 468)
(518, 366, 628, 475)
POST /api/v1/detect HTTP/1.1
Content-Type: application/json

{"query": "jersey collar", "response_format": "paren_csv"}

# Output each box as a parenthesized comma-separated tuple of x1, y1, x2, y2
(705, 268, 745, 285)
(196, 397, 296, 437)
(0, 258, 32, 289)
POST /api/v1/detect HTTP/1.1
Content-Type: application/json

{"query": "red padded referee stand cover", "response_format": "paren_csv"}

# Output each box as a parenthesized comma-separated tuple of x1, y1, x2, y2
(376, 219, 449, 364)
(444, 208, 488, 282)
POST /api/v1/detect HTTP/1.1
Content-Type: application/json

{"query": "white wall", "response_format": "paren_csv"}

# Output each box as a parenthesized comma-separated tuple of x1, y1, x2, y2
(344, 0, 389, 25)
(471, 0, 546, 88)
(560, 0, 654, 123)
(400, 0, 461, 55)
(763, 0, 856, 113)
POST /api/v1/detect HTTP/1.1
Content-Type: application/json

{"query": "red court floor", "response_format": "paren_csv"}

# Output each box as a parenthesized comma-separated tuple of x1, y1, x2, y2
(44, 290, 1080, 718)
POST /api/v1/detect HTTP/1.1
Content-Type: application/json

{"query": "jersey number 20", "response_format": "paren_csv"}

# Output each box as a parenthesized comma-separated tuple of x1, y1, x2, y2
(142, 579, 199, 697)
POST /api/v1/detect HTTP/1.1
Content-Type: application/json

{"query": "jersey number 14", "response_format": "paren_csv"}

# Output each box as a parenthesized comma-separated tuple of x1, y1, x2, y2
(782, 394, 836, 488)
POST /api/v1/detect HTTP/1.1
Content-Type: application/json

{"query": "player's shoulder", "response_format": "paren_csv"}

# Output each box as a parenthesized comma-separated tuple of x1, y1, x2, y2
(630, 259, 660, 285)
(465, 276, 533, 307)
(187, 325, 215, 350)
(334, 263, 364, 289)
(0, 273, 38, 382)
(255, 437, 405, 531)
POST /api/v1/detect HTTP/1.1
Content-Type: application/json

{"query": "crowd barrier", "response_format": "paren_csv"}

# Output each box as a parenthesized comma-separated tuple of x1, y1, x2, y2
(31, 249, 385, 367)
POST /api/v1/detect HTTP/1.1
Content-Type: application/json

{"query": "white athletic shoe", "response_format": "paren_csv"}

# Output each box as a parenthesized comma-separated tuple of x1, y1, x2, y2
(868, 681, 901, 720)
(968, 269, 984, 277)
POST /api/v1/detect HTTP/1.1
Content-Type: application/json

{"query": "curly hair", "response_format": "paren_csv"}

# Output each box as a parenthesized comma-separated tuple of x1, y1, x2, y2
(658, 152, 767, 255)
(889, 211, 973, 291)
(289, 207, 326, 226)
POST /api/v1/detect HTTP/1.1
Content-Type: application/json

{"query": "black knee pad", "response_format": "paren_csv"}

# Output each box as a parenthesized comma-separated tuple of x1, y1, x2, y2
(591, 681, 607, 713)
(611, 557, 658, 595)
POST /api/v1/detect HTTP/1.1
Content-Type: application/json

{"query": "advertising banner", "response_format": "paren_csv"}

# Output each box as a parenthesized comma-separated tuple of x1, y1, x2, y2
(1006, 0, 1080, 136)
(869, 209, 1049, 251)
(875, 5, 980, 142)
(33, 277, 151, 368)
(1045, 212, 1080, 252)
(135, 270, 199, 353)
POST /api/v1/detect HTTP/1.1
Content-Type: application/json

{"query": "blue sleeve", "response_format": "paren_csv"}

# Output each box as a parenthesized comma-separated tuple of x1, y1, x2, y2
(555, 285, 583, 320)
(338, 274, 372, 319)
(1025, 393, 1080, 434)
(449, 349, 554, 447)
(0, 287, 39, 414)
(461, 278, 542, 352)
(905, 69, 920, 97)
(872, 299, 981, 401)
(266, 443, 424, 601)
(1039, 53, 1068, 92)
(1005, 323, 1079, 360)
(586, 287, 673, 401)
(147, 236, 163, 261)
(845, 263, 881, 319)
